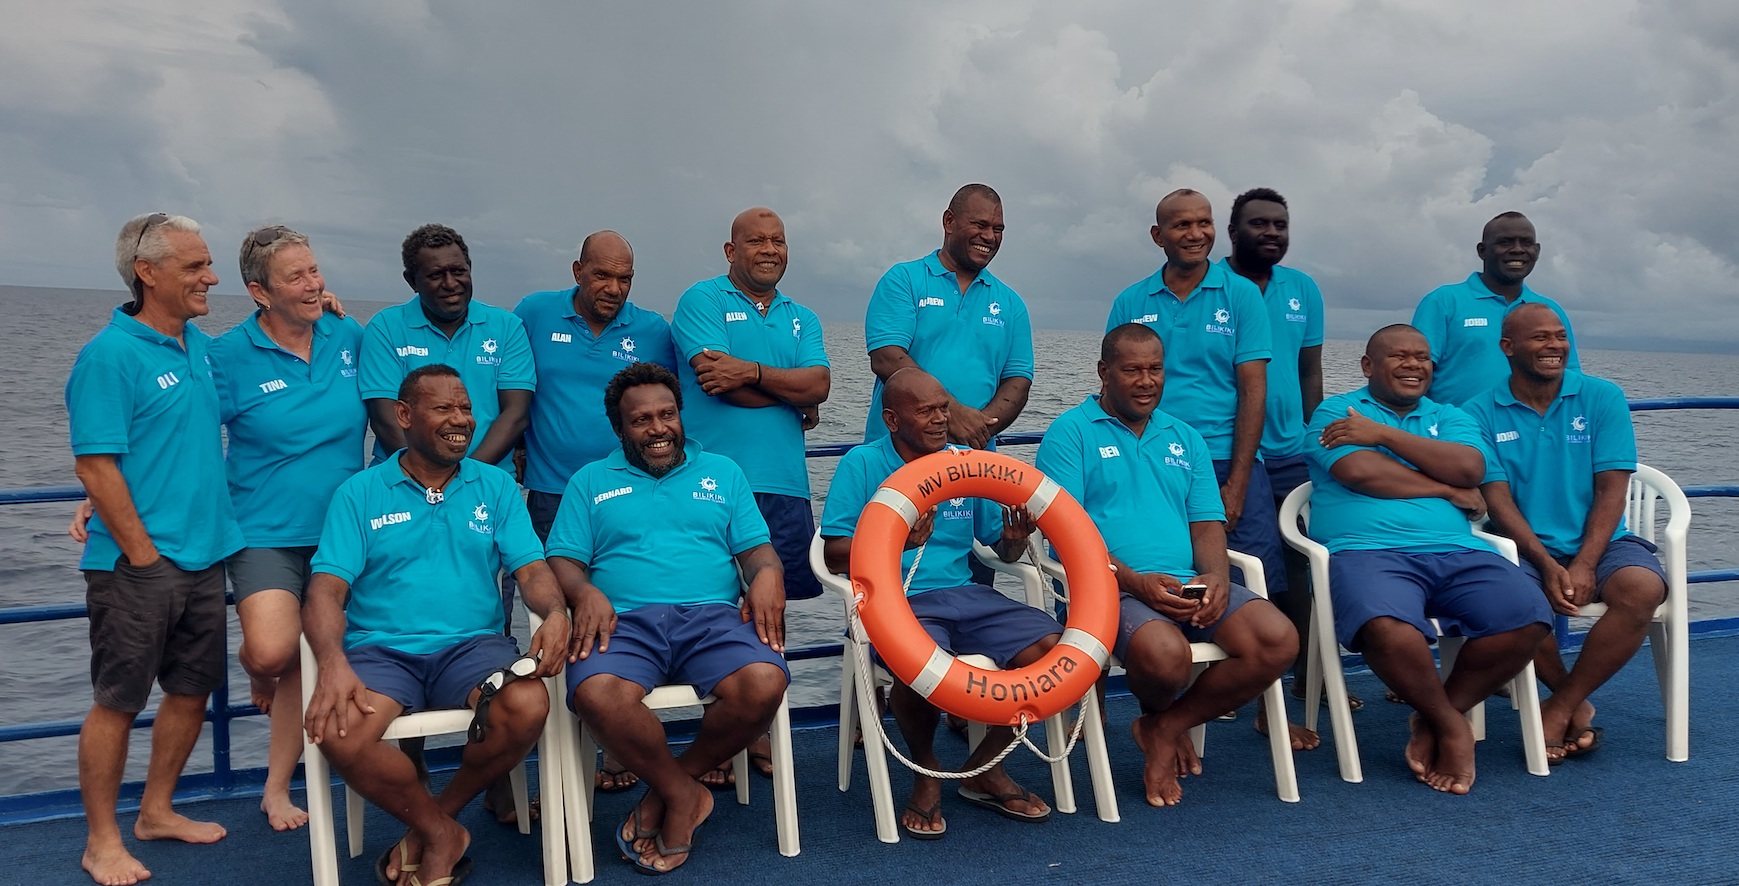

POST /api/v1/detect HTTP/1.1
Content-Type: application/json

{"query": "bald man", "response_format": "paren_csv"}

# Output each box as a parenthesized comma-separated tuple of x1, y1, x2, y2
(1411, 212, 1581, 405)
(821, 368, 1059, 838)
(1464, 304, 1664, 763)
(1305, 325, 1550, 794)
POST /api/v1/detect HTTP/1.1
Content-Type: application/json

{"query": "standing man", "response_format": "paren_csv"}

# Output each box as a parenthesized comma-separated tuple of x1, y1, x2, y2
(67, 213, 246, 885)
(1411, 212, 1580, 406)
(515, 229, 675, 794)
(1222, 187, 1340, 743)
(863, 183, 1033, 449)
(1465, 304, 1666, 762)
(672, 207, 829, 606)
(1107, 189, 1282, 609)
(360, 223, 535, 469)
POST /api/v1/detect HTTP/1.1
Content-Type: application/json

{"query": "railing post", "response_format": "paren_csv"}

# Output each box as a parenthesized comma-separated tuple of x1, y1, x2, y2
(210, 659, 233, 792)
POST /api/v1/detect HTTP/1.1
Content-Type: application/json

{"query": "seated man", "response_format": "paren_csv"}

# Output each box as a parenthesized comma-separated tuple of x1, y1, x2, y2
(1037, 324, 1297, 807)
(547, 363, 788, 875)
(303, 364, 572, 886)
(1306, 325, 1550, 795)
(821, 368, 1060, 839)
(1465, 304, 1667, 762)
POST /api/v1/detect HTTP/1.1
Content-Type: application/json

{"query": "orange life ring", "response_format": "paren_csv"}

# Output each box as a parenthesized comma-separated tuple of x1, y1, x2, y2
(850, 448, 1118, 726)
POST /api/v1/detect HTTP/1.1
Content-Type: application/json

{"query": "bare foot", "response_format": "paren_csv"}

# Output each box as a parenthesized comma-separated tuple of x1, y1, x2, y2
(249, 675, 276, 713)
(697, 764, 735, 789)
(1404, 713, 1434, 779)
(133, 812, 225, 844)
(638, 782, 714, 874)
(1131, 714, 1185, 807)
(481, 777, 538, 826)
(260, 791, 308, 832)
(1174, 731, 1202, 778)
(1254, 708, 1321, 751)
(900, 776, 945, 837)
(82, 840, 151, 885)
(1422, 715, 1477, 795)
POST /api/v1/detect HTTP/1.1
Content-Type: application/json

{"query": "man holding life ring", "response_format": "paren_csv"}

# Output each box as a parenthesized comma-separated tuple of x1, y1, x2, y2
(1036, 324, 1297, 808)
(821, 368, 1060, 840)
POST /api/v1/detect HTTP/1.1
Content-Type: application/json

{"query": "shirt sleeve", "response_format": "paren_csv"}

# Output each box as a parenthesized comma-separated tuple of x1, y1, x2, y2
(648, 317, 680, 373)
(1553, 301, 1583, 372)
(492, 478, 546, 574)
(543, 470, 597, 564)
(309, 478, 367, 585)
(65, 348, 134, 456)
(1461, 397, 1508, 484)
(671, 284, 729, 361)
(495, 315, 536, 391)
(209, 342, 239, 425)
(1232, 285, 1273, 365)
(1411, 291, 1449, 363)
(1001, 294, 1035, 381)
(358, 314, 405, 400)
(1591, 378, 1638, 472)
(819, 448, 871, 537)
(795, 306, 830, 368)
(1034, 414, 1087, 504)
(863, 266, 917, 352)
(724, 462, 772, 554)
(1105, 290, 1131, 333)
(1302, 277, 1326, 348)
(1306, 395, 1374, 471)
(1184, 429, 1227, 521)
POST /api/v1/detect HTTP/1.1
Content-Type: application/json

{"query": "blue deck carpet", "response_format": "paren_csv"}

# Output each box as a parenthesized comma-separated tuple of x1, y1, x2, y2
(10, 635, 1737, 885)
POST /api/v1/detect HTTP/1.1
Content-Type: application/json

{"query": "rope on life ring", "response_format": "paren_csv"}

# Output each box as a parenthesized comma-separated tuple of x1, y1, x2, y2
(850, 448, 1118, 727)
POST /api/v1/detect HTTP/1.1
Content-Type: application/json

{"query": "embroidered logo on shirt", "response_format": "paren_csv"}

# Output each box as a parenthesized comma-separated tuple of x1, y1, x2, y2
(1164, 440, 1191, 470)
(476, 338, 502, 366)
(1288, 298, 1301, 311)
(792, 317, 802, 338)
(397, 345, 429, 357)
(1168, 442, 1186, 456)
(258, 378, 288, 394)
(468, 502, 493, 535)
(918, 297, 946, 308)
(483, 339, 498, 355)
(1098, 446, 1121, 459)
(1285, 297, 1307, 323)
(694, 476, 726, 503)
(939, 496, 971, 520)
(1204, 308, 1235, 336)
(621, 336, 636, 353)
(1495, 430, 1520, 443)
(1428, 423, 1440, 437)
(1565, 415, 1592, 444)
(593, 486, 633, 505)
(155, 372, 181, 390)
(949, 497, 966, 507)
(725, 311, 749, 322)
(983, 301, 1005, 328)
(341, 349, 353, 366)
(339, 348, 358, 377)
(551, 332, 573, 343)
(1463, 318, 1489, 327)
(370, 511, 412, 531)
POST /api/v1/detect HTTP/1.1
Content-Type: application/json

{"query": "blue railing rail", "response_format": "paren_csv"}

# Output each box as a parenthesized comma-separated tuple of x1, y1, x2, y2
(2, 398, 1736, 808)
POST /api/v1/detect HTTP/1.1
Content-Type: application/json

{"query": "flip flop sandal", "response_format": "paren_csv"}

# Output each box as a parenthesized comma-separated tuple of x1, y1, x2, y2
(1563, 726, 1604, 759)
(467, 653, 541, 743)
(956, 786, 1051, 823)
(901, 800, 947, 840)
(596, 763, 639, 794)
(408, 856, 472, 886)
(616, 806, 658, 862)
(632, 831, 697, 876)
(375, 835, 417, 885)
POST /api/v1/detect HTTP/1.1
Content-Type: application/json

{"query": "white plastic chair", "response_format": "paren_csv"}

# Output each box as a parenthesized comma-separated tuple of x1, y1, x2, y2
(813, 530, 1118, 845)
(549, 621, 800, 884)
(1278, 482, 1551, 783)
(299, 630, 569, 886)
(1568, 463, 1691, 761)
(1031, 538, 1300, 804)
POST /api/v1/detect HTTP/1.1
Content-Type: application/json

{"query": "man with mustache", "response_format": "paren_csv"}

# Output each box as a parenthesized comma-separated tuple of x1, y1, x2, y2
(549, 362, 789, 874)
(1411, 212, 1580, 406)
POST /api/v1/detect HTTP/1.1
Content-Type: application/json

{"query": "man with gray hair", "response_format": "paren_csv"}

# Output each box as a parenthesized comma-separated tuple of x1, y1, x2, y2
(66, 213, 245, 884)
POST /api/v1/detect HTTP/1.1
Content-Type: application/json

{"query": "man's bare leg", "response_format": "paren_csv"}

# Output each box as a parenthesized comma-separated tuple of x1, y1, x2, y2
(237, 591, 307, 831)
(132, 693, 226, 844)
(888, 676, 947, 836)
(1538, 567, 1663, 753)
(1355, 618, 1479, 794)
(1120, 619, 1193, 806)
(79, 704, 150, 886)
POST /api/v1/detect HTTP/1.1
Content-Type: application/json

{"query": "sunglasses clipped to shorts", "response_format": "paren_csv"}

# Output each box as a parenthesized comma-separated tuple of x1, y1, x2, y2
(467, 651, 541, 744)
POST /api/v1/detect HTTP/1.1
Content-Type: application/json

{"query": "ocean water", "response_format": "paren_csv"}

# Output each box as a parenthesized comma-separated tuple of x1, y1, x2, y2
(1, 284, 1734, 795)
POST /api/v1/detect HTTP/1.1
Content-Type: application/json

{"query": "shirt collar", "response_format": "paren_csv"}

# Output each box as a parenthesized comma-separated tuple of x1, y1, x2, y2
(1143, 260, 1228, 298)
(1464, 272, 1538, 303)
(601, 439, 707, 480)
(1352, 386, 1442, 422)
(239, 312, 332, 353)
(1081, 394, 1175, 437)
(109, 306, 189, 347)
(921, 250, 998, 291)
(713, 275, 791, 312)
(403, 296, 486, 331)
(381, 451, 486, 493)
(563, 289, 639, 331)
(1492, 369, 1585, 407)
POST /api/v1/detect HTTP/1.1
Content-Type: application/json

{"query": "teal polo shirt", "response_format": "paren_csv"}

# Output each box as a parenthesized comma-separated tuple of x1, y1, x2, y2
(65, 308, 245, 572)
(671, 276, 829, 498)
(819, 439, 1003, 595)
(1036, 396, 1222, 581)
(1106, 261, 1272, 461)
(358, 298, 536, 466)
(1304, 387, 1494, 555)
(515, 290, 677, 494)
(545, 442, 769, 613)
(1463, 372, 1636, 559)
(311, 453, 545, 654)
(1232, 261, 1325, 459)
(1410, 273, 1580, 406)
(210, 313, 367, 547)
(862, 251, 1034, 441)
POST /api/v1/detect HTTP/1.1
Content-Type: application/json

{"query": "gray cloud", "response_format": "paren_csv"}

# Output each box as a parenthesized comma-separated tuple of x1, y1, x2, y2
(2, 0, 1734, 350)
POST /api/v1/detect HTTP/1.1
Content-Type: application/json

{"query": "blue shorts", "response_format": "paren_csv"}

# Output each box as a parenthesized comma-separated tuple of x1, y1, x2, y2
(875, 584, 1063, 669)
(527, 489, 563, 542)
(1328, 549, 1552, 651)
(1263, 453, 1311, 511)
(565, 603, 790, 707)
(1214, 459, 1287, 597)
(1515, 535, 1666, 601)
(756, 492, 823, 601)
(1113, 583, 1260, 660)
(346, 633, 520, 714)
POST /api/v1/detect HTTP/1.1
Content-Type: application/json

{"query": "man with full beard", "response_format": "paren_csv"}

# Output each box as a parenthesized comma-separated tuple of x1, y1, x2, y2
(547, 363, 790, 874)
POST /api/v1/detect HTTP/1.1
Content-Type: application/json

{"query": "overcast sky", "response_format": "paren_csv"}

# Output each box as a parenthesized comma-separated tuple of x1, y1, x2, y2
(3, 0, 1735, 350)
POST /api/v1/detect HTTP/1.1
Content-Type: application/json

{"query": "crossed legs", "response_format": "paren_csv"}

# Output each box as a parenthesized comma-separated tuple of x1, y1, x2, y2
(1536, 566, 1666, 758)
